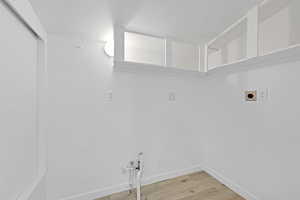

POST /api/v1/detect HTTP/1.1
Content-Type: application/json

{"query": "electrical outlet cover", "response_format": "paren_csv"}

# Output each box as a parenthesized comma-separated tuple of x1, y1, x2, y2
(169, 92, 176, 101)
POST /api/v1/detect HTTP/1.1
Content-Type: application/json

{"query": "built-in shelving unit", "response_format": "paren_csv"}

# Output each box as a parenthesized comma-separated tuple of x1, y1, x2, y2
(113, 27, 205, 74)
(204, 5, 259, 72)
(204, 0, 300, 74)
(206, 44, 300, 75)
(206, 17, 248, 71)
(258, 0, 300, 56)
(114, 0, 300, 76)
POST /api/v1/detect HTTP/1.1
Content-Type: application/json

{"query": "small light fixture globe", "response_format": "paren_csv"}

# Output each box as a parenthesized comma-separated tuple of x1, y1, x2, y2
(104, 40, 114, 57)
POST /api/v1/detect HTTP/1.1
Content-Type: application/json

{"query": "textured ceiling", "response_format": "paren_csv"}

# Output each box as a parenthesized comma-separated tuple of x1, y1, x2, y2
(29, 0, 259, 44)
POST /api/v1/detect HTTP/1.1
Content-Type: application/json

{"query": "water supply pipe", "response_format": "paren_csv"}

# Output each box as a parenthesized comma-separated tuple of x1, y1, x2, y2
(135, 152, 143, 200)
(136, 170, 142, 200)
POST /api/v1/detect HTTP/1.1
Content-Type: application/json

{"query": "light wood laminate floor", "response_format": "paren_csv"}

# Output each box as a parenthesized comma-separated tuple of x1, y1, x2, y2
(96, 171, 246, 200)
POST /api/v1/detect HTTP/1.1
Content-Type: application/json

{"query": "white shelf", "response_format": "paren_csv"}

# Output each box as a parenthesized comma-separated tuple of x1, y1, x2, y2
(205, 6, 258, 71)
(258, 0, 300, 56)
(115, 44, 300, 77)
(114, 0, 300, 78)
(113, 27, 205, 74)
(204, 0, 300, 75)
(206, 44, 300, 75)
(114, 61, 205, 77)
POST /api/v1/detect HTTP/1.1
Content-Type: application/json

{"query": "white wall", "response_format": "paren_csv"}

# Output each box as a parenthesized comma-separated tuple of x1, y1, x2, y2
(46, 34, 203, 200)
(200, 61, 300, 200)
(46, 33, 300, 200)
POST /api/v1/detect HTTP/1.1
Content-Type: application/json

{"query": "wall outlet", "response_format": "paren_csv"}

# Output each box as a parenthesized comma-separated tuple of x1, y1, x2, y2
(105, 91, 113, 102)
(168, 92, 176, 101)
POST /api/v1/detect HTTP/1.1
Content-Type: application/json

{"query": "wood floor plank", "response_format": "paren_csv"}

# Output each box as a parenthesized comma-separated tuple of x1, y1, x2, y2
(95, 171, 246, 200)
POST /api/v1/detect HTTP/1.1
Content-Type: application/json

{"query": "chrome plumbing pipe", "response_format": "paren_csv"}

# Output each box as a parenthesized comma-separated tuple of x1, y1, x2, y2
(135, 152, 143, 200)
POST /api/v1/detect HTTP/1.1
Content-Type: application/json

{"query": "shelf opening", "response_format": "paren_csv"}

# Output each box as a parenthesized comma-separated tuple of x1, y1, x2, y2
(169, 41, 199, 71)
(124, 32, 166, 66)
(207, 18, 247, 70)
(258, 0, 300, 56)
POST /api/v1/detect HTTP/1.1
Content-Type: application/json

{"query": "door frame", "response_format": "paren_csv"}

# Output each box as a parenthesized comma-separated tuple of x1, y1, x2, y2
(2, 0, 47, 199)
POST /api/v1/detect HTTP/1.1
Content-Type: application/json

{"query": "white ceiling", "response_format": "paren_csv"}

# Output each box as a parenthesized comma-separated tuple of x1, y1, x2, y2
(29, 0, 259, 44)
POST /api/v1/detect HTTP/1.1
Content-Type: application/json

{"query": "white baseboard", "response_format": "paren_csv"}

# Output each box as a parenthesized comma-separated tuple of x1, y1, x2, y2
(142, 165, 203, 186)
(202, 166, 259, 200)
(59, 165, 260, 200)
(59, 183, 131, 200)
(59, 165, 203, 200)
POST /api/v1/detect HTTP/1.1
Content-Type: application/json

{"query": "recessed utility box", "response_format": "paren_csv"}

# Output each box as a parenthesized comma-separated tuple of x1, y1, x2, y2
(245, 90, 257, 101)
